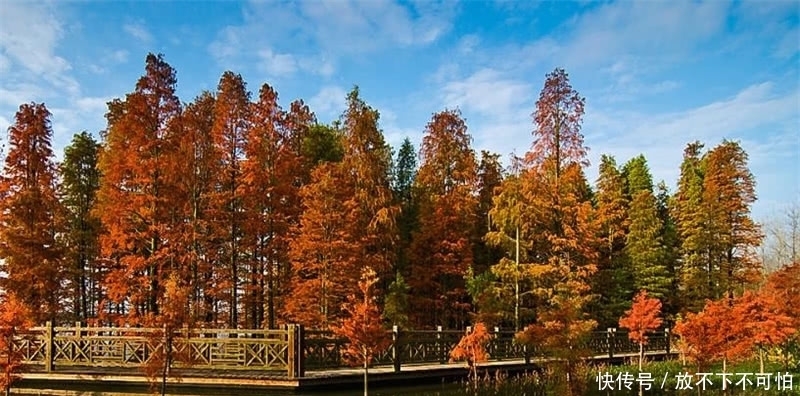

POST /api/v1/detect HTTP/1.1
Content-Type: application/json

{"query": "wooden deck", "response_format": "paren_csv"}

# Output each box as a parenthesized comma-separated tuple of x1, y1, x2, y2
(17, 351, 676, 393)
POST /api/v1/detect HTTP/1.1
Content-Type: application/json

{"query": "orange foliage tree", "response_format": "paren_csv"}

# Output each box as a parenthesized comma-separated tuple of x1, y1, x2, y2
(734, 290, 795, 373)
(97, 53, 185, 323)
(409, 109, 478, 328)
(0, 102, 65, 324)
(450, 322, 492, 383)
(675, 299, 747, 372)
(332, 266, 390, 396)
(618, 290, 663, 370)
(142, 273, 193, 396)
(0, 292, 34, 396)
(702, 140, 762, 302)
(514, 68, 598, 395)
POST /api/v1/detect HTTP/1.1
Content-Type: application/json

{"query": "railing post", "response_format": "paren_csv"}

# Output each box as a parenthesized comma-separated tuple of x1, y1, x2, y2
(607, 327, 616, 359)
(665, 328, 670, 354)
(287, 324, 297, 379)
(297, 325, 305, 377)
(437, 325, 444, 364)
(392, 325, 401, 373)
(44, 321, 54, 372)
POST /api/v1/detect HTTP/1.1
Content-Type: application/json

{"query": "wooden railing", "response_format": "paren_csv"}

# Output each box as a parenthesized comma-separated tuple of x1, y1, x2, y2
(13, 322, 671, 378)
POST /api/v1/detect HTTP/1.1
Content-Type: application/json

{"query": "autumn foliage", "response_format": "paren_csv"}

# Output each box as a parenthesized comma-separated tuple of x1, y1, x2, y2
(618, 290, 663, 370)
(450, 322, 492, 383)
(0, 54, 786, 390)
(0, 293, 34, 396)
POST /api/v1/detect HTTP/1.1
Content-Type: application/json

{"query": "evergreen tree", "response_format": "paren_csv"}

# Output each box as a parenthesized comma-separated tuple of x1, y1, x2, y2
(626, 190, 671, 299)
(60, 131, 101, 321)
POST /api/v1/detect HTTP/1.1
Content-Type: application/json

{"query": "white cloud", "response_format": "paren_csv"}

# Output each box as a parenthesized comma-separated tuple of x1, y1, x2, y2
(308, 86, 347, 120)
(441, 68, 532, 118)
(208, 0, 457, 74)
(0, 2, 70, 76)
(123, 22, 153, 43)
(258, 49, 297, 77)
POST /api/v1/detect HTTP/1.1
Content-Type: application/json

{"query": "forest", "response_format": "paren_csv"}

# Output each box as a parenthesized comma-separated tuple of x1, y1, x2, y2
(0, 52, 796, 344)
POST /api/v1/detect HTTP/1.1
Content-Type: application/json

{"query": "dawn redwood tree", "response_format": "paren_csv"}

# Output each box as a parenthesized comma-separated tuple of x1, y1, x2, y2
(655, 181, 680, 320)
(626, 189, 671, 299)
(591, 154, 632, 328)
(483, 159, 532, 330)
(142, 273, 193, 396)
(703, 140, 762, 302)
(621, 154, 654, 199)
(177, 91, 219, 323)
(210, 71, 250, 327)
(450, 322, 492, 384)
(97, 53, 184, 322)
(676, 298, 746, 373)
(672, 141, 710, 311)
(0, 102, 65, 323)
(514, 68, 598, 396)
(409, 108, 478, 328)
(241, 83, 299, 329)
(332, 266, 391, 396)
(0, 292, 33, 396)
(618, 290, 663, 370)
(338, 87, 397, 283)
(474, 150, 504, 274)
(285, 163, 355, 327)
(733, 290, 795, 373)
(60, 131, 102, 321)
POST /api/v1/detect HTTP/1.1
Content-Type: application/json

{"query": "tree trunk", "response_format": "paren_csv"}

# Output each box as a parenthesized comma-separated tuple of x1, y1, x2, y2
(364, 361, 369, 396)
(639, 342, 644, 371)
(759, 348, 765, 374)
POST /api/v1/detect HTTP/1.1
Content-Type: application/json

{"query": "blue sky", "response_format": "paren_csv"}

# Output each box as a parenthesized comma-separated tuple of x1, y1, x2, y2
(0, 0, 797, 221)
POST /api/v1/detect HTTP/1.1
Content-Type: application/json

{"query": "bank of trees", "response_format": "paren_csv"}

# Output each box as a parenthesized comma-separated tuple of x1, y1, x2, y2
(0, 55, 792, 363)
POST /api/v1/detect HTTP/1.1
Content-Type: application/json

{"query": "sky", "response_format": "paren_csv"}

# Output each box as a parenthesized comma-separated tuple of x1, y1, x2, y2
(0, 0, 798, 222)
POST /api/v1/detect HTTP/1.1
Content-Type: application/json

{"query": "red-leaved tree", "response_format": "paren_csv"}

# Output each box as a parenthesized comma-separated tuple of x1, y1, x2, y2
(332, 266, 390, 396)
(450, 322, 492, 384)
(0, 293, 34, 396)
(618, 290, 663, 370)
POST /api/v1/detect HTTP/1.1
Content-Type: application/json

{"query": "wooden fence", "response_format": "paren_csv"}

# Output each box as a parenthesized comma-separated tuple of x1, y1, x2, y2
(13, 322, 671, 379)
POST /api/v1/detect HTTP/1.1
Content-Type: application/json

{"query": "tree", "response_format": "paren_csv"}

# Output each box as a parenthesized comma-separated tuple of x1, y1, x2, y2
(703, 140, 762, 302)
(626, 190, 671, 299)
(285, 163, 355, 327)
(409, 109, 478, 328)
(0, 102, 65, 323)
(97, 53, 184, 322)
(515, 68, 598, 396)
(332, 266, 391, 396)
(673, 141, 709, 311)
(392, 138, 418, 279)
(675, 298, 747, 373)
(655, 181, 680, 321)
(621, 154, 653, 198)
(287, 87, 397, 329)
(210, 71, 251, 328)
(142, 273, 193, 396)
(762, 202, 800, 271)
(592, 154, 632, 328)
(384, 271, 410, 327)
(733, 290, 795, 373)
(60, 131, 102, 322)
(474, 151, 504, 274)
(302, 123, 344, 168)
(618, 290, 663, 370)
(177, 91, 219, 324)
(0, 293, 33, 396)
(450, 322, 492, 384)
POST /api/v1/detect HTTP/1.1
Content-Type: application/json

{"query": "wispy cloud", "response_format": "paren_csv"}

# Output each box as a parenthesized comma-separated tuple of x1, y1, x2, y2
(308, 86, 347, 120)
(123, 22, 153, 43)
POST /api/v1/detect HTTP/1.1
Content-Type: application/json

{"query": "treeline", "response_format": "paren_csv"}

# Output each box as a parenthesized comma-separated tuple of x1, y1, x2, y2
(0, 53, 771, 332)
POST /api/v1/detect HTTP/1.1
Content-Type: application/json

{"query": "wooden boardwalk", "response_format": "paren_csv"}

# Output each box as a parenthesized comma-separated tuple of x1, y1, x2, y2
(18, 351, 676, 393)
(11, 323, 675, 392)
